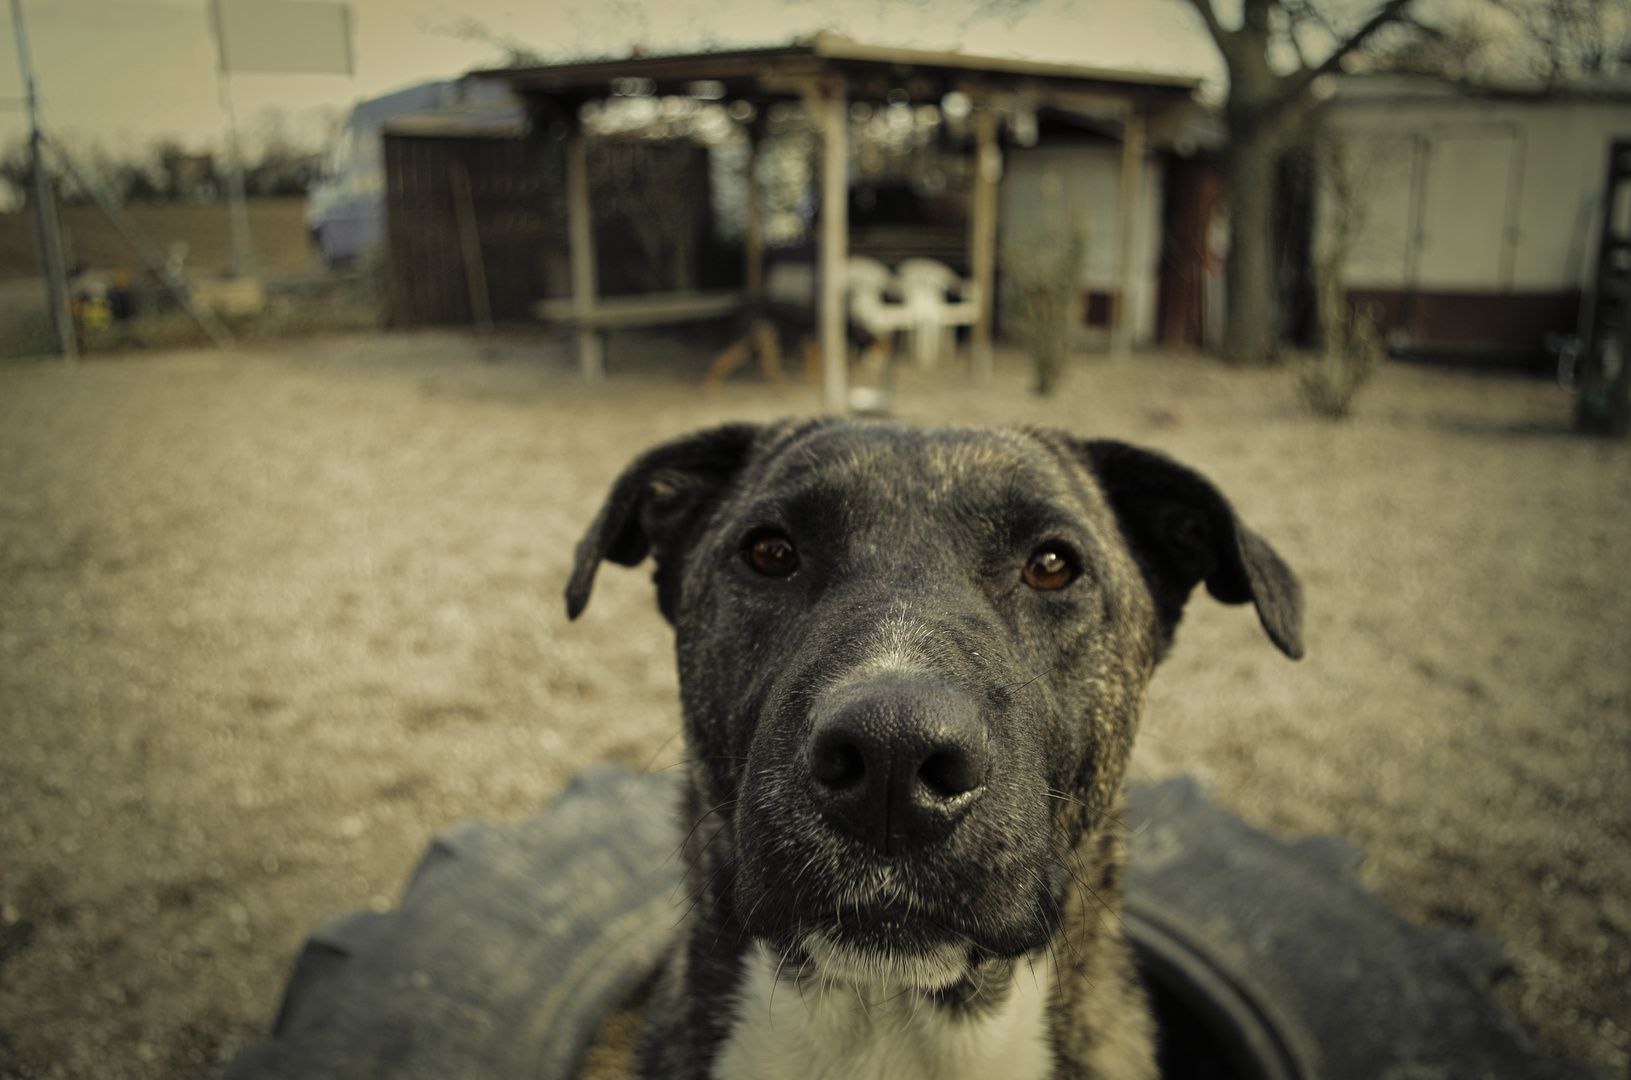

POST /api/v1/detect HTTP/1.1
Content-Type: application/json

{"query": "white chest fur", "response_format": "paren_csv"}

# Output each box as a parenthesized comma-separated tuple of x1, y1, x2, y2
(712, 944, 1056, 1080)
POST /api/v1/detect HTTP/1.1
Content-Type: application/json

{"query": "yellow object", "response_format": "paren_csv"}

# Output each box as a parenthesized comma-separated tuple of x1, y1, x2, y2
(81, 298, 112, 331)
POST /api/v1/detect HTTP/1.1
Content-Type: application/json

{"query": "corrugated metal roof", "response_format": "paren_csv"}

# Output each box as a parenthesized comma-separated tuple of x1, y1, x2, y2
(477, 31, 1198, 100)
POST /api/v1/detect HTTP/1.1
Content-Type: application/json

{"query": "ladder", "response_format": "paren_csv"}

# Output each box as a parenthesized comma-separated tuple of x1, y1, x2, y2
(1574, 140, 1631, 435)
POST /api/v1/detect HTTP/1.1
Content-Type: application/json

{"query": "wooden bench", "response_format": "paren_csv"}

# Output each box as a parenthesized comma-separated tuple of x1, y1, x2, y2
(530, 289, 746, 331)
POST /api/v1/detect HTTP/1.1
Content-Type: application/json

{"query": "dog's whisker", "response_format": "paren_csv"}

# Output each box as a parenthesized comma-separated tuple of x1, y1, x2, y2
(1044, 788, 1134, 833)
(768, 943, 802, 1026)
(674, 879, 732, 934)
(673, 856, 733, 921)
(1045, 838, 1099, 901)
(1045, 834, 1132, 942)
(665, 857, 734, 926)
(664, 798, 738, 870)
(1043, 938, 1070, 1006)
(630, 729, 686, 777)
(666, 753, 751, 768)
(996, 664, 1061, 695)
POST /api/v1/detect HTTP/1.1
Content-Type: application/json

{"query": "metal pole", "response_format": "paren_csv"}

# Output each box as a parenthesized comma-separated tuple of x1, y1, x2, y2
(209, 0, 256, 277)
(216, 71, 256, 276)
(10, 0, 76, 362)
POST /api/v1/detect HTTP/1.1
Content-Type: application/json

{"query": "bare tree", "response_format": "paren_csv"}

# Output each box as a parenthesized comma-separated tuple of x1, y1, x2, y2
(1489, 0, 1631, 83)
(1184, 0, 1419, 364)
(0, 140, 37, 207)
(1358, 15, 1490, 79)
(1300, 134, 1390, 415)
(419, 15, 542, 67)
(1367, 0, 1631, 82)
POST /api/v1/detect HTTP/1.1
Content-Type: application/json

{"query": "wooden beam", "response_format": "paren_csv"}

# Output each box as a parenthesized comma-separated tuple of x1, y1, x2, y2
(449, 158, 493, 334)
(531, 289, 745, 328)
(745, 122, 764, 300)
(969, 108, 1000, 382)
(566, 125, 603, 381)
(1110, 108, 1146, 358)
(817, 83, 849, 413)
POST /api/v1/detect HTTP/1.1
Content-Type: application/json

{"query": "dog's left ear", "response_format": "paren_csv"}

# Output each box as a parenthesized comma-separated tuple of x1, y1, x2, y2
(1078, 439, 1303, 660)
(566, 423, 763, 624)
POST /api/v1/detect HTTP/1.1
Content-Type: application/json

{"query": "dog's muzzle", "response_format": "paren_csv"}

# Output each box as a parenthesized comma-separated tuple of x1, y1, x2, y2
(806, 674, 988, 857)
(732, 663, 1057, 976)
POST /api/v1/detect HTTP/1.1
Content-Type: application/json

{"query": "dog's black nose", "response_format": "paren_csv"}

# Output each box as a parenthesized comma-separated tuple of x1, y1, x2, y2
(806, 676, 988, 855)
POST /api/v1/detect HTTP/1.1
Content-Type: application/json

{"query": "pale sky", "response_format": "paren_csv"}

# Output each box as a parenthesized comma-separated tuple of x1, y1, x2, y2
(0, 0, 1225, 157)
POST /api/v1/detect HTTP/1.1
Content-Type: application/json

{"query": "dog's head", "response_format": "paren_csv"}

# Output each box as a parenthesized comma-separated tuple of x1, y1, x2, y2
(567, 420, 1300, 992)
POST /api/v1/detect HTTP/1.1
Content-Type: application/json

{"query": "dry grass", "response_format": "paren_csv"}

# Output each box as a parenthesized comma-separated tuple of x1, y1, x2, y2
(1, 334, 1627, 1078)
(1296, 309, 1385, 419)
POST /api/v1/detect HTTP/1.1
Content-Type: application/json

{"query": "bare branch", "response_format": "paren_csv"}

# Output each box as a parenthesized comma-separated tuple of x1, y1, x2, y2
(1286, 0, 1341, 41)
(1284, 0, 1416, 97)
(1286, 18, 1313, 71)
(1184, 0, 1233, 52)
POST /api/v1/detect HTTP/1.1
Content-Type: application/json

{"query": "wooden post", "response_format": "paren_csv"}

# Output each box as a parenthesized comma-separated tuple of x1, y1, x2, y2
(566, 123, 603, 382)
(969, 107, 1000, 382)
(744, 122, 765, 302)
(818, 84, 849, 413)
(449, 158, 492, 335)
(1110, 107, 1146, 359)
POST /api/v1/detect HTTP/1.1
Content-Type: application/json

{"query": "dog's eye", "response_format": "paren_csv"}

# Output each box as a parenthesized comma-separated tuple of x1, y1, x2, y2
(1023, 548, 1075, 590)
(744, 531, 799, 576)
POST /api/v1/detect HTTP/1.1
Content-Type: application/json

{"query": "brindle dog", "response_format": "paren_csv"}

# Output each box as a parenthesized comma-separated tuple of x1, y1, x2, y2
(567, 420, 1302, 1080)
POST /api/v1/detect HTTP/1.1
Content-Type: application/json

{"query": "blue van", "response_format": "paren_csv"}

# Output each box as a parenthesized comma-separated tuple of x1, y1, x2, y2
(305, 78, 520, 266)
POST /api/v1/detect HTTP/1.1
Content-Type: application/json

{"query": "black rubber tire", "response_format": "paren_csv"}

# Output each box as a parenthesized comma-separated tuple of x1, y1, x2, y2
(220, 767, 679, 1080)
(218, 767, 1610, 1080)
(1122, 779, 1607, 1080)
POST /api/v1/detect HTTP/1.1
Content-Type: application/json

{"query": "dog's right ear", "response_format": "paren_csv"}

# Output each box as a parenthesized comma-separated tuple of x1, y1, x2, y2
(1078, 438, 1303, 661)
(566, 423, 762, 623)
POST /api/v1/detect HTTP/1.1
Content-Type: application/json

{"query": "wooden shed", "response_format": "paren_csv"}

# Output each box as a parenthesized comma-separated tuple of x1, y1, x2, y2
(1315, 73, 1631, 367)
(382, 101, 720, 329)
(475, 32, 1199, 408)
(382, 115, 544, 329)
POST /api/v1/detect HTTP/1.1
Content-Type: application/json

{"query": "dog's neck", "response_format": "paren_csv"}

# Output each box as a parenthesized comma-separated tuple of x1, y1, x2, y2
(711, 942, 1057, 1080)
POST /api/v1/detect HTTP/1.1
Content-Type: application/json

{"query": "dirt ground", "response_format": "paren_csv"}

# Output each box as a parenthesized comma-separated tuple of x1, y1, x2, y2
(0, 330, 1627, 1078)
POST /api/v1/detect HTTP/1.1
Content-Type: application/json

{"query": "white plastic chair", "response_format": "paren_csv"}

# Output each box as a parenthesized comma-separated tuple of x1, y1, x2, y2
(845, 257, 913, 347)
(897, 258, 981, 369)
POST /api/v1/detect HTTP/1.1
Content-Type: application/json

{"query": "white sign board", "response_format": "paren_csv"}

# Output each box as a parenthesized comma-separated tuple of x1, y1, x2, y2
(212, 0, 353, 76)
